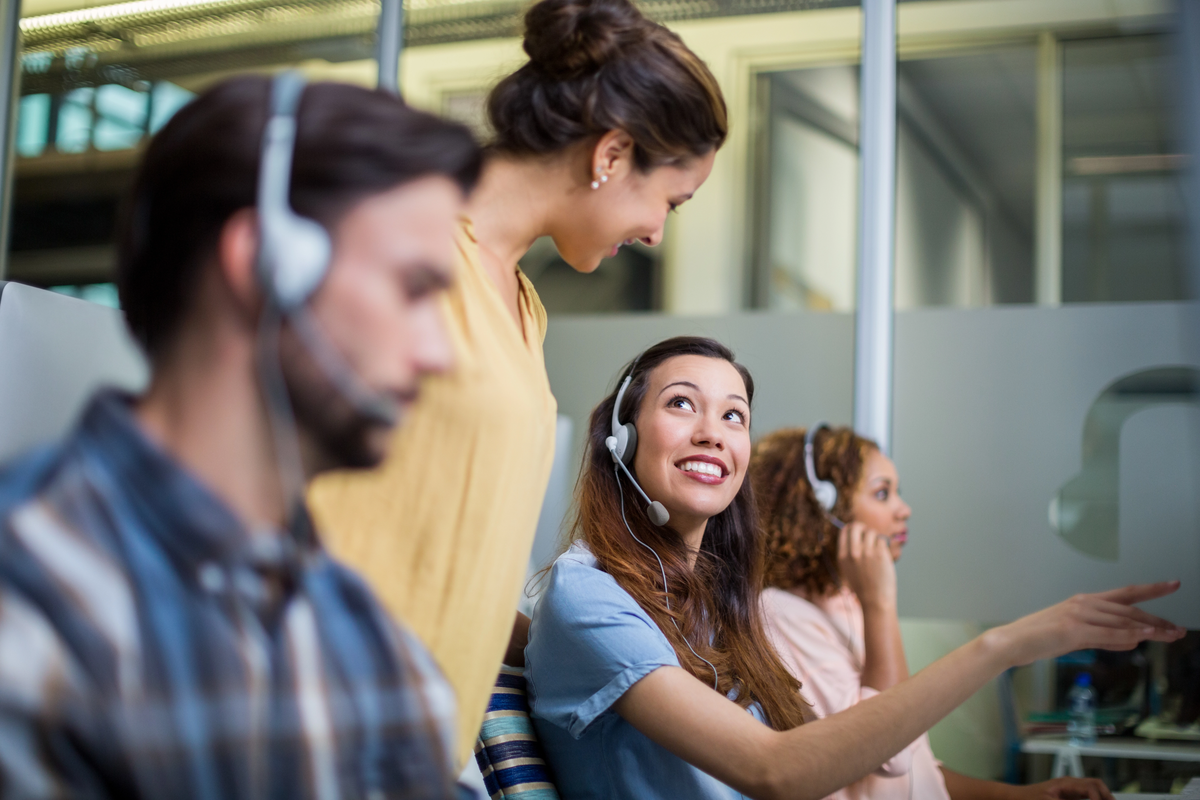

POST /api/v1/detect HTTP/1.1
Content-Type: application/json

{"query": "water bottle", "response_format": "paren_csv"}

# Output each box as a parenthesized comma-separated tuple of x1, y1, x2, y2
(1067, 673, 1097, 746)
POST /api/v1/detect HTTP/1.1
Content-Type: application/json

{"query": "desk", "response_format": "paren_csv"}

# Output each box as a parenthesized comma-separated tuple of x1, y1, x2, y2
(1021, 735, 1200, 778)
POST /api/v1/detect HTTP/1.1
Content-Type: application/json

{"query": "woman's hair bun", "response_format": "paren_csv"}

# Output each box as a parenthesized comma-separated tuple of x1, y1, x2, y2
(489, 0, 727, 167)
(522, 0, 646, 79)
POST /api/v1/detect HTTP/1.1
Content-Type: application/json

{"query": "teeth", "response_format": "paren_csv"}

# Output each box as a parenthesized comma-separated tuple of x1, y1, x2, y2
(681, 461, 722, 477)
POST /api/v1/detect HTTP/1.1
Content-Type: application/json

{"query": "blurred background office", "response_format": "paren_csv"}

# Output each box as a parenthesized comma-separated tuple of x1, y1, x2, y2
(1, 0, 1197, 793)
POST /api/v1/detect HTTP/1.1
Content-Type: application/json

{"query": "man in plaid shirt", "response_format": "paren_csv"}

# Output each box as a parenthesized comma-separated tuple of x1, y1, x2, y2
(0, 76, 482, 799)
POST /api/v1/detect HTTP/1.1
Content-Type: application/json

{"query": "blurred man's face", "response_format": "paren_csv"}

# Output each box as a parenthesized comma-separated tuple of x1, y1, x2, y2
(281, 176, 460, 471)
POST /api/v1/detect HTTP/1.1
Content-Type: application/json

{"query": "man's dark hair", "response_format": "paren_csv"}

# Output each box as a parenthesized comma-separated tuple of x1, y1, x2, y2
(117, 75, 482, 361)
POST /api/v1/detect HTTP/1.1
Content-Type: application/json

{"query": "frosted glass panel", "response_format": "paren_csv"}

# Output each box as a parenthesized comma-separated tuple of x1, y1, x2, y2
(893, 302, 1199, 627)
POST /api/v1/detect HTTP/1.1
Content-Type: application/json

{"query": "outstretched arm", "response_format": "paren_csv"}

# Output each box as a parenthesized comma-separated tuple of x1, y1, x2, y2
(614, 582, 1183, 800)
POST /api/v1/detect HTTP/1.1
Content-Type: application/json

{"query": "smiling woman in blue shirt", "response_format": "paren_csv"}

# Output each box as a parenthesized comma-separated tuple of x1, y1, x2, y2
(524, 335, 1186, 800)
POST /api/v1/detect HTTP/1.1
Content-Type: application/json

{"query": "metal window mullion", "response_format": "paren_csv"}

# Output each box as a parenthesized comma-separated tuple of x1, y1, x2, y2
(852, 0, 897, 454)
(1035, 30, 1063, 307)
(376, 0, 405, 94)
(0, 0, 21, 280)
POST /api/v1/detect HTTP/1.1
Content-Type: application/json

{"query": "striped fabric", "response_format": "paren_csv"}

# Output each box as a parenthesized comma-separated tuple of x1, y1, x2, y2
(474, 666, 560, 800)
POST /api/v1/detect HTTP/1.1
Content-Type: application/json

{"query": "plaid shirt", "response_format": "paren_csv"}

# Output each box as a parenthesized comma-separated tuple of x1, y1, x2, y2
(0, 392, 464, 800)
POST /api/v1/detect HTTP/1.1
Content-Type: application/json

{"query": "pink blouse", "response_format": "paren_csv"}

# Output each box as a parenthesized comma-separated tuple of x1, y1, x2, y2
(762, 586, 951, 800)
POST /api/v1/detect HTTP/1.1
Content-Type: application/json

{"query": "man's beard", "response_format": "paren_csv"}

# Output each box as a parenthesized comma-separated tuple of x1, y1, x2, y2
(276, 324, 397, 472)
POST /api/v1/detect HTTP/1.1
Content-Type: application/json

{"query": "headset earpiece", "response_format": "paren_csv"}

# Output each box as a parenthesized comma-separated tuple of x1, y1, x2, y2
(252, 71, 395, 427)
(608, 361, 668, 527)
(805, 423, 839, 514)
(256, 71, 332, 311)
(609, 374, 638, 466)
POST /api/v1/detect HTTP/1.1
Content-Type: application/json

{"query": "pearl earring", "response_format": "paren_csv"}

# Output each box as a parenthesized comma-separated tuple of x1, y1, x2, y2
(591, 179, 600, 190)
(591, 169, 608, 190)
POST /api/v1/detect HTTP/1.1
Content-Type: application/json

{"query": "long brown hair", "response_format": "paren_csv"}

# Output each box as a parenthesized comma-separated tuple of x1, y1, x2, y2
(751, 426, 878, 597)
(487, 0, 727, 169)
(571, 336, 810, 730)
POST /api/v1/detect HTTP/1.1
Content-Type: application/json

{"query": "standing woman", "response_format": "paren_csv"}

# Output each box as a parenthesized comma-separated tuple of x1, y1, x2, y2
(308, 0, 727, 761)
(752, 426, 1113, 800)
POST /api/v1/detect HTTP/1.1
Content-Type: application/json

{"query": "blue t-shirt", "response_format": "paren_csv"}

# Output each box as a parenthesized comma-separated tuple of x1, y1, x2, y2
(525, 543, 764, 800)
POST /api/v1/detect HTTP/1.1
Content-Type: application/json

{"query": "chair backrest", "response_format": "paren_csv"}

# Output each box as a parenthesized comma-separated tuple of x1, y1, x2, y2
(0, 282, 148, 465)
(474, 665, 560, 800)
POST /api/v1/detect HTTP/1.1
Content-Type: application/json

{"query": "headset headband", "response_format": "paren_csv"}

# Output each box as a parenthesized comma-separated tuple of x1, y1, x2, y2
(805, 422, 839, 514)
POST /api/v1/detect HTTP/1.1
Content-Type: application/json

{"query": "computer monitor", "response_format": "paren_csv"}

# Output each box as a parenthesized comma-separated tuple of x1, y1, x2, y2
(0, 282, 148, 465)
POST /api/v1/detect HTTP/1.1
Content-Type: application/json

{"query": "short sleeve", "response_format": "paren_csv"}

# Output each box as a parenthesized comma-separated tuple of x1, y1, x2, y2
(525, 551, 679, 739)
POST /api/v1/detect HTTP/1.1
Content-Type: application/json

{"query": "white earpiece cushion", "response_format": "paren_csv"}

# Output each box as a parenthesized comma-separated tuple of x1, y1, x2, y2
(267, 213, 332, 310)
(618, 423, 637, 466)
(813, 481, 838, 512)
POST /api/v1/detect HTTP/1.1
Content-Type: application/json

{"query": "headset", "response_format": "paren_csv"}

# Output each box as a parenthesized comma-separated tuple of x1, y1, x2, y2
(804, 422, 843, 529)
(255, 71, 398, 428)
(605, 366, 670, 527)
(605, 356, 719, 691)
(253, 71, 404, 535)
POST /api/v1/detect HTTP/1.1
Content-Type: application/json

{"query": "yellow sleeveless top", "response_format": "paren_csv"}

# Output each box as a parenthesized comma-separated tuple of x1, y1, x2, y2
(308, 217, 558, 763)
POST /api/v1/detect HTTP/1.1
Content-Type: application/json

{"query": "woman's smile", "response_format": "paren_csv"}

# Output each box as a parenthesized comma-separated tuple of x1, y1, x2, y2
(676, 455, 728, 485)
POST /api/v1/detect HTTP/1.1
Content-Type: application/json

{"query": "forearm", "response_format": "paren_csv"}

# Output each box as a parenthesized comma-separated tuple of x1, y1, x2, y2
(760, 633, 1006, 799)
(619, 630, 1011, 800)
(941, 767, 1022, 800)
(860, 601, 908, 692)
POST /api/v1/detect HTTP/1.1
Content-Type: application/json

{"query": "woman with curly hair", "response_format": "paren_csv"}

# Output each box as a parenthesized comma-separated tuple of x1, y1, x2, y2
(752, 425, 1115, 800)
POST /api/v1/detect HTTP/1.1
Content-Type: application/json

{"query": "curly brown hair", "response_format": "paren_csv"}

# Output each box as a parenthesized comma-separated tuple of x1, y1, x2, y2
(750, 426, 878, 597)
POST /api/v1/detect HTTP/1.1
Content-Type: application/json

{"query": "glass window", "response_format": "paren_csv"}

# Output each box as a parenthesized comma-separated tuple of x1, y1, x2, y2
(755, 31, 1183, 310)
(150, 82, 195, 133)
(16, 94, 51, 157)
(765, 66, 859, 312)
(758, 44, 1039, 311)
(94, 84, 148, 151)
(56, 88, 95, 154)
(1061, 35, 1186, 303)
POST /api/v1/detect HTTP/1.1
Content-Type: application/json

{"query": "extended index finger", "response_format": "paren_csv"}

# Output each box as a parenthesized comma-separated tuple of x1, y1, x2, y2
(1095, 581, 1181, 606)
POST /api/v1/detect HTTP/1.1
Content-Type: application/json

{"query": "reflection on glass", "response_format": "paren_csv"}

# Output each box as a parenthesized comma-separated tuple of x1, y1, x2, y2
(1061, 35, 1187, 303)
(94, 84, 147, 151)
(767, 68, 858, 311)
(758, 31, 1186, 310)
(761, 46, 1039, 311)
(1050, 367, 1200, 561)
(16, 94, 51, 157)
(150, 82, 195, 133)
(48, 283, 121, 309)
(56, 88, 95, 154)
(13, 81, 194, 158)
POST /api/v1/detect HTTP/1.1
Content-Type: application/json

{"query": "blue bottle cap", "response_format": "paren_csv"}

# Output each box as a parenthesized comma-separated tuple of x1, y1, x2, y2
(1075, 673, 1092, 687)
